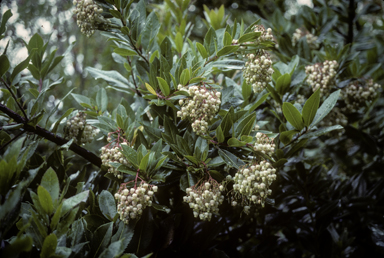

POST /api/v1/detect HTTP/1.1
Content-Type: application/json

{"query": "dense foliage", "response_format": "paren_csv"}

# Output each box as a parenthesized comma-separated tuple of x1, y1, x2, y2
(1, 0, 383, 257)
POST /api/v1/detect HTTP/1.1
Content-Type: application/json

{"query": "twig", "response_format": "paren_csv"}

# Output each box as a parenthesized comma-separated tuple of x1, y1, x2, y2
(127, 57, 142, 97)
(0, 130, 25, 151)
(0, 103, 102, 167)
(119, 17, 150, 65)
(1, 78, 28, 120)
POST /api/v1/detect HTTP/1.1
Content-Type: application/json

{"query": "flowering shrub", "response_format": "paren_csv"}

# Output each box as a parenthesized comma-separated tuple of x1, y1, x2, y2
(0, 0, 383, 257)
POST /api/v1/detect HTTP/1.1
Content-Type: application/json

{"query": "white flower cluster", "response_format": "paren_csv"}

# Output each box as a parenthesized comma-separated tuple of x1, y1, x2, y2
(177, 85, 221, 135)
(341, 79, 380, 113)
(252, 25, 274, 43)
(232, 161, 276, 209)
(254, 133, 275, 156)
(244, 51, 274, 93)
(115, 183, 158, 224)
(65, 112, 99, 144)
(305, 60, 339, 97)
(73, 0, 111, 37)
(183, 181, 225, 221)
(319, 107, 348, 137)
(292, 28, 319, 49)
(100, 143, 128, 179)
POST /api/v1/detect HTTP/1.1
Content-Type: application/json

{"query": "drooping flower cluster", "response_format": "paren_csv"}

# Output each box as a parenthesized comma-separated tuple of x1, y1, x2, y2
(100, 142, 128, 179)
(341, 79, 381, 113)
(292, 28, 319, 49)
(252, 25, 274, 43)
(305, 60, 339, 97)
(115, 182, 158, 224)
(73, 0, 111, 37)
(232, 161, 276, 210)
(177, 85, 221, 135)
(254, 132, 275, 156)
(244, 51, 274, 93)
(65, 112, 99, 144)
(183, 179, 225, 221)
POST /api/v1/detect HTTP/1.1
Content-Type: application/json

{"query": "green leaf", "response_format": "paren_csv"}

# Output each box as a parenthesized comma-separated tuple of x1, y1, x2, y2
(179, 68, 191, 85)
(217, 45, 239, 57)
(40, 234, 57, 258)
(242, 80, 252, 100)
(275, 73, 291, 95)
(98, 190, 117, 221)
(273, 158, 288, 168)
(0, 55, 10, 77)
(120, 144, 138, 168)
(86, 67, 133, 90)
(71, 93, 92, 107)
(92, 222, 113, 258)
(223, 31, 232, 46)
(50, 202, 63, 230)
(61, 190, 89, 217)
(114, 47, 137, 57)
(210, 59, 244, 70)
(0, 10, 12, 36)
(175, 32, 183, 53)
(279, 130, 297, 145)
(185, 155, 199, 165)
(245, 92, 270, 112)
(41, 167, 60, 203)
(141, 12, 161, 50)
(27, 33, 44, 53)
(37, 185, 54, 215)
(220, 108, 234, 137)
(302, 88, 320, 127)
(145, 83, 157, 96)
(99, 240, 125, 258)
(235, 113, 256, 136)
(109, 9, 122, 19)
(196, 42, 208, 59)
(218, 149, 244, 169)
(282, 102, 304, 130)
(300, 125, 343, 139)
(9, 56, 31, 82)
(154, 156, 168, 170)
(238, 32, 261, 43)
(139, 151, 151, 173)
(216, 126, 225, 143)
(96, 88, 108, 112)
(157, 77, 170, 96)
(204, 27, 217, 55)
(311, 90, 341, 127)
(227, 138, 246, 147)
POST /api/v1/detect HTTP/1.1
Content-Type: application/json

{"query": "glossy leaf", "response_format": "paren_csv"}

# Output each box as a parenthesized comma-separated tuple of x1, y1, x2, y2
(37, 185, 53, 215)
(302, 88, 320, 127)
(311, 90, 341, 127)
(98, 190, 117, 221)
(282, 102, 305, 130)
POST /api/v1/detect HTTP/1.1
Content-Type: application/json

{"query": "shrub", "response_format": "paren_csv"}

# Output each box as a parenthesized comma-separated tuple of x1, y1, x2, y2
(0, 0, 383, 257)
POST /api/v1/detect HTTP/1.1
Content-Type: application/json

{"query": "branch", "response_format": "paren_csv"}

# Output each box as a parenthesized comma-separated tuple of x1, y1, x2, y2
(346, 0, 355, 44)
(0, 103, 102, 168)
